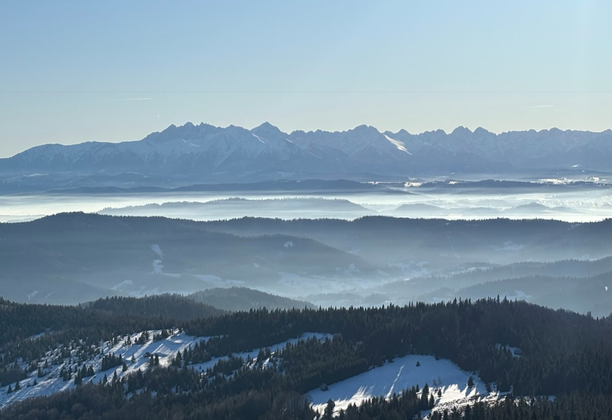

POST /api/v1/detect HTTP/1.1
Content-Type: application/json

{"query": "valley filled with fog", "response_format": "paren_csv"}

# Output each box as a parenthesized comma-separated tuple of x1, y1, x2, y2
(2, 178, 611, 224)
(2, 124, 612, 380)
(2, 178, 612, 317)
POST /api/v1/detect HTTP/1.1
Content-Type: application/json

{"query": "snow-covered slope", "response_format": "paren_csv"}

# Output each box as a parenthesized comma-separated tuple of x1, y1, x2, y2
(0, 330, 331, 410)
(308, 354, 498, 418)
(0, 328, 516, 417)
(0, 330, 195, 409)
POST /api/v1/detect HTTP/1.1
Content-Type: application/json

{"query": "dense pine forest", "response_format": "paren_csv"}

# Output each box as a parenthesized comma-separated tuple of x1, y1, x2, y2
(2, 295, 612, 419)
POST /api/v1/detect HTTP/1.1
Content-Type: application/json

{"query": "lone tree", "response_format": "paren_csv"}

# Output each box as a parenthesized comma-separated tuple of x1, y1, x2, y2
(324, 399, 336, 419)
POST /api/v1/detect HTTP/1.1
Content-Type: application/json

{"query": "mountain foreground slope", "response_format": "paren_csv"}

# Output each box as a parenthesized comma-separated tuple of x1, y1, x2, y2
(2, 297, 612, 419)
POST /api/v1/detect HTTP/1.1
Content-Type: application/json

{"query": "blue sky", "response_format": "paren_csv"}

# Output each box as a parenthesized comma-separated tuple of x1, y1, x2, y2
(1, 0, 611, 157)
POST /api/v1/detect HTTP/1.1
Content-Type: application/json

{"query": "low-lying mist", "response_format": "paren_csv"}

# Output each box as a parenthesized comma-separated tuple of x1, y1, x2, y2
(1, 207, 612, 316)
(2, 180, 611, 223)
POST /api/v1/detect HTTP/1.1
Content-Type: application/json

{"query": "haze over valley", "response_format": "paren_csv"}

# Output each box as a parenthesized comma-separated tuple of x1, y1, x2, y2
(3, 1, 612, 416)
(2, 124, 612, 319)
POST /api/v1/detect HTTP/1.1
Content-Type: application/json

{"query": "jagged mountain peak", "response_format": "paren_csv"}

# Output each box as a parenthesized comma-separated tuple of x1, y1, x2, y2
(473, 127, 493, 136)
(451, 126, 473, 136)
(2, 122, 612, 188)
(253, 121, 279, 130)
(391, 129, 413, 137)
(251, 121, 285, 138)
(144, 122, 219, 143)
(349, 124, 381, 135)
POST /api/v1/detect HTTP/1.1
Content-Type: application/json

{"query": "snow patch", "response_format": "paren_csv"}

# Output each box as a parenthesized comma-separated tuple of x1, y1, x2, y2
(308, 354, 488, 417)
(384, 134, 412, 155)
(188, 332, 331, 373)
(151, 244, 164, 275)
(152, 259, 164, 275)
(404, 181, 423, 187)
(252, 133, 266, 144)
(151, 244, 164, 259)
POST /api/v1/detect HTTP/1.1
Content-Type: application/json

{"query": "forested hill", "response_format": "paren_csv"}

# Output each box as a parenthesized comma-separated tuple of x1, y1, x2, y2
(181, 298, 612, 396)
(2, 297, 612, 419)
(83, 295, 226, 320)
(188, 287, 315, 311)
(0, 294, 222, 347)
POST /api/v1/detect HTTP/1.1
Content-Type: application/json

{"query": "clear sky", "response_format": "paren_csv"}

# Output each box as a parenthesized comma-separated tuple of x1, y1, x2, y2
(1, 0, 611, 157)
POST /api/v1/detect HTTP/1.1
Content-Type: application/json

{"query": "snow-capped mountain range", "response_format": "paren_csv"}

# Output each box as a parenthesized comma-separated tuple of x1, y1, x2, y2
(2, 122, 612, 186)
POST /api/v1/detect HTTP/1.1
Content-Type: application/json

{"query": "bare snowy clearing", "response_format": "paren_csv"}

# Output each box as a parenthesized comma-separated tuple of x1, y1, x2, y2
(308, 354, 496, 417)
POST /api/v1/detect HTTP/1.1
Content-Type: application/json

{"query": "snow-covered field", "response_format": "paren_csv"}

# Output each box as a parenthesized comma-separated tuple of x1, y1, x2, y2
(0, 330, 331, 411)
(308, 354, 497, 417)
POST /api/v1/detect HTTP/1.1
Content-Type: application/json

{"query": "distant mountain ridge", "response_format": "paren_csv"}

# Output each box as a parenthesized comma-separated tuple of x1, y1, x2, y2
(2, 122, 612, 185)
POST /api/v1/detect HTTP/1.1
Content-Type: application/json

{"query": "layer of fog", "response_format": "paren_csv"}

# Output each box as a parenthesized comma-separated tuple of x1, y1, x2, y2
(2, 187, 612, 223)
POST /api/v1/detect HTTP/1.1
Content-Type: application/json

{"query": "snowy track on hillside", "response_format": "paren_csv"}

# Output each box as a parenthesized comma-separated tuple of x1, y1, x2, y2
(308, 354, 499, 417)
